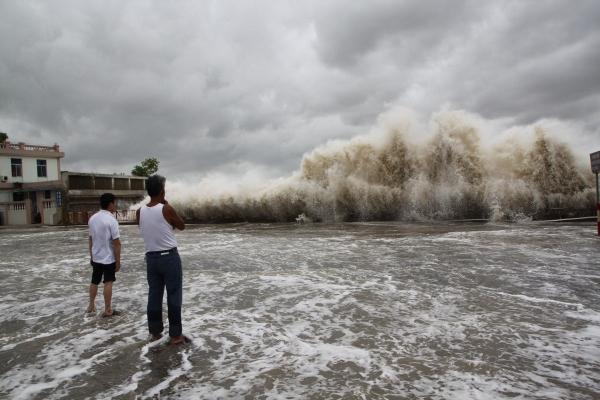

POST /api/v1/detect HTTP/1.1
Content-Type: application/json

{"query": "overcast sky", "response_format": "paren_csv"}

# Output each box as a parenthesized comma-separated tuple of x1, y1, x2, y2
(1, 0, 599, 180)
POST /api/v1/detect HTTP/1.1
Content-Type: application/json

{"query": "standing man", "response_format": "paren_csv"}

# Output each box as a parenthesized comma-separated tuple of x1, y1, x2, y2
(88, 193, 121, 317)
(136, 175, 186, 344)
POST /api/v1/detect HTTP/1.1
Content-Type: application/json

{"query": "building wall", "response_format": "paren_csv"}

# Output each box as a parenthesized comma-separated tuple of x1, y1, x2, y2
(0, 190, 62, 225)
(0, 143, 64, 225)
(61, 171, 146, 224)
(0, 156, 59, 183)
(0, 156, 9, 181)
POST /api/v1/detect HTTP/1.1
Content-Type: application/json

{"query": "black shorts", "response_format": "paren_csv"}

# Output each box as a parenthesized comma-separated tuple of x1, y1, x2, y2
(91, 261, 116, 285)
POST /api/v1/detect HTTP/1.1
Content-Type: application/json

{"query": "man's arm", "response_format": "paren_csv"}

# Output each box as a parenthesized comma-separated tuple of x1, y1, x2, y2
(113, 238, 121, 272)
(162, 201, 185, 230)
(89, 236, 93, 259)
(109, 218, 121, 272)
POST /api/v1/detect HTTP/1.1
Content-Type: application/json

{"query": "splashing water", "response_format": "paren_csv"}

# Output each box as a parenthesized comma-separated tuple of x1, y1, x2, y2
(169, 110, 595, 223)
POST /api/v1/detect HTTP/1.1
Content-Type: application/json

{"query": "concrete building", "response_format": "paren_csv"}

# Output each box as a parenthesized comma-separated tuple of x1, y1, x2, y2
(0, 139, 148, 226)
(61, 171, 146, 224)
(0, 141, 65, 225)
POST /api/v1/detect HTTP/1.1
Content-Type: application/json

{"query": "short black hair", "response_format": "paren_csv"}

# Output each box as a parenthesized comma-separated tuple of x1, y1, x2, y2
(146, 174, 166, 197)
(100, 193, 116, 210)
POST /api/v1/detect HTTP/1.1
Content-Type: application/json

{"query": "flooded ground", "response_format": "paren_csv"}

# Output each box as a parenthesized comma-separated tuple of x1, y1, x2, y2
(0, 222, 599, 399)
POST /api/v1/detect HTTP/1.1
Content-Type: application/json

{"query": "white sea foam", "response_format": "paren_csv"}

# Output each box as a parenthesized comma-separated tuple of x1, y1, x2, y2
(497, 292, 584, 311)
(1, 224, 600, 398)
(142, 349, 193, 399)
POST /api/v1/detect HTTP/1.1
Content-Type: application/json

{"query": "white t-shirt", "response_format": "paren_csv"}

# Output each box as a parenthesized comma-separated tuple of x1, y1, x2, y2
(88, 210, 120, 264)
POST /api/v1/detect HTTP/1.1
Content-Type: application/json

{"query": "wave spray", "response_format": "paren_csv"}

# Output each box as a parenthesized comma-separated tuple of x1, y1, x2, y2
(171, 110, 595, 223)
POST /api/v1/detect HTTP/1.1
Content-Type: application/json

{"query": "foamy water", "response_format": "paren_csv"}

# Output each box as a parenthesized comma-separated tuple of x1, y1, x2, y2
(1, 223, 599, 399)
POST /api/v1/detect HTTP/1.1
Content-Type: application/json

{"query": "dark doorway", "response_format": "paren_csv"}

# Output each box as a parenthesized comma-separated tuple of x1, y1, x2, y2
(29, 192, 40, 223)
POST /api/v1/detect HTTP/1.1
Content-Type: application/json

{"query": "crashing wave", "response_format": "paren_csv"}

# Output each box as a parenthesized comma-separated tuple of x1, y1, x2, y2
(172, 110, 595, 223)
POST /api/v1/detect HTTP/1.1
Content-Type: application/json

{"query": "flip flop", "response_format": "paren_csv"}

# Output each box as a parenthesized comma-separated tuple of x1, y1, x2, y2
(169, 335, 191, 345)
(101, 309, 121, 318)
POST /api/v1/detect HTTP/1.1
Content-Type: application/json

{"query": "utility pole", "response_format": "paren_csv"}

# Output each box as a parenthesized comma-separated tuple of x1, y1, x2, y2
(591, 151, 600, 236)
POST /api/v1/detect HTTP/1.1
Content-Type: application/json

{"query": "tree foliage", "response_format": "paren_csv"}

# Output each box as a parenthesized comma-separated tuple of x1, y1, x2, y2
(132, 157, 159, 176)
(0, 132, 7, 143)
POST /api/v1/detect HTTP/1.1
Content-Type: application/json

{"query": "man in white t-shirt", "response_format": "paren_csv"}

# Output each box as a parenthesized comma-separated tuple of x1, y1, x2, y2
(87, 193, 121, 317)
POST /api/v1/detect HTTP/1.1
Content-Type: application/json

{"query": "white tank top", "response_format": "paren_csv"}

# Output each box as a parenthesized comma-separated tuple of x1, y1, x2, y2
(139, 204, 178, 252)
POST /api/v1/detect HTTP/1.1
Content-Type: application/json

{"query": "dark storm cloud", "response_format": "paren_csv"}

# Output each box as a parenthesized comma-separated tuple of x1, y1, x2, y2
(312, 0, 485, 68)
(0, 0, 598, 179)
(439, 1, 600, 124)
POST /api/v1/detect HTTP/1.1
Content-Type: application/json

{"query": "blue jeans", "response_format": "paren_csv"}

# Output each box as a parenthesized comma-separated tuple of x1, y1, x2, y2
(146, 249, 182, 337)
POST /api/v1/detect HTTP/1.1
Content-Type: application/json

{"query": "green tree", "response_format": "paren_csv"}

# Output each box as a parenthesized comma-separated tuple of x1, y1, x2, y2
(132, 157, 159, 176)
(0, 132, 7, 143)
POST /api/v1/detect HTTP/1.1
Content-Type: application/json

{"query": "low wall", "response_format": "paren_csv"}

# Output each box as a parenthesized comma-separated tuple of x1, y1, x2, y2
(43, 208, 59, 225)
(67, 209, 136, 225)
(42, 200, 60, 225)
(0, 202, 29, 225)
(8, 208, 27, 225)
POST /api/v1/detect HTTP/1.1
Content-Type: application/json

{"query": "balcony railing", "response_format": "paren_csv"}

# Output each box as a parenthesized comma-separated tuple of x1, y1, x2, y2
(0, 201, 26, 211)
(116, 210, 137, 222)
(0, 141, 60, 152)
(67, 209, 138, 225)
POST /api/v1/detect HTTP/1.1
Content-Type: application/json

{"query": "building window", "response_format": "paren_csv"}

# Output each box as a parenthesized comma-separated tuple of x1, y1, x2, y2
(56, 191, 63, 207)
(44, 190, 52, 199)
(37, 160, 47, 177)
(11, 158, 22, 177)
(13, 192, 25, 202)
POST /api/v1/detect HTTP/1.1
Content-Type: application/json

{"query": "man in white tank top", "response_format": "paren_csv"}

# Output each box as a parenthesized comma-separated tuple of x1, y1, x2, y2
(136, 175, 186, 345)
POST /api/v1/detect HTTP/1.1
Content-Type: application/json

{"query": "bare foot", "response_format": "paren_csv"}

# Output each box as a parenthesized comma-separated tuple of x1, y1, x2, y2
(101, 309, 113, 317)
(149, 334, 163, 342)
(169, 335, 187, 345)
(86, 306, 96, 313)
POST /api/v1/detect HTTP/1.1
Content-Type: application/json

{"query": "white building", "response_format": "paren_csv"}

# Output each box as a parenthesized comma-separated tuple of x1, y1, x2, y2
(0, 140, 65, 225)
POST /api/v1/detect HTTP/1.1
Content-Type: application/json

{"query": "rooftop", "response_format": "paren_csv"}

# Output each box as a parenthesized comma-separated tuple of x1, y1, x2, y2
(61, 171, 146, 180)
(0, 141, 64, 158)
